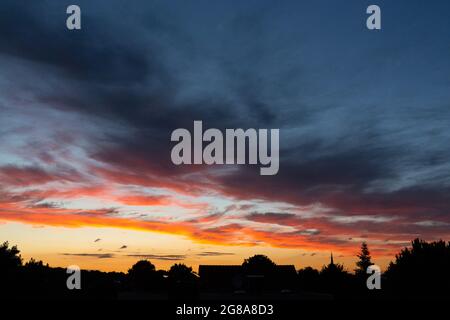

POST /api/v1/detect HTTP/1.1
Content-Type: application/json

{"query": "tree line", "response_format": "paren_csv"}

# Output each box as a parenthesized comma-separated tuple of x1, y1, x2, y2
(0, 238, 449, 299)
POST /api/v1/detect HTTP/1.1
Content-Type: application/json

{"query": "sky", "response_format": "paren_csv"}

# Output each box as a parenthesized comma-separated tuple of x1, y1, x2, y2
(0, 0, 449, 272)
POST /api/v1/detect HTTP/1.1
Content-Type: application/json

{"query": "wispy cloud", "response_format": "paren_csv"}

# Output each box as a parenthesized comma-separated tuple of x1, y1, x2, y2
(196, 252, 235, 257)
(126, 254, 186, 261)
(60, 253, 114, 259)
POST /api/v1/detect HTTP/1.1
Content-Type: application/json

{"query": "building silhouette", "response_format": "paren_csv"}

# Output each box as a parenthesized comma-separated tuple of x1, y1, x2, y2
(198, 264, 297, 293)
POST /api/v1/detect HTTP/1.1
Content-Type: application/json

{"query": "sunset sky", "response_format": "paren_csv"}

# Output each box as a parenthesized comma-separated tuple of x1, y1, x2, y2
(0, 0, 449, 272)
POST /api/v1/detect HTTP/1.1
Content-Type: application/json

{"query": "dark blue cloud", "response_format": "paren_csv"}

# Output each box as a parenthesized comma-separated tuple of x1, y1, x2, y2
(0, 0, 449, 231)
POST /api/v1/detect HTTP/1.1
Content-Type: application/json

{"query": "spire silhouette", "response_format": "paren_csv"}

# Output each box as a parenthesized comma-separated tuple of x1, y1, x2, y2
(330, 252, 334, 265)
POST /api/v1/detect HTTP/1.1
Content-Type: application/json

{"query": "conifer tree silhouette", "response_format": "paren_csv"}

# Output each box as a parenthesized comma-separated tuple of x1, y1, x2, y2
(355, 242, 373, 276)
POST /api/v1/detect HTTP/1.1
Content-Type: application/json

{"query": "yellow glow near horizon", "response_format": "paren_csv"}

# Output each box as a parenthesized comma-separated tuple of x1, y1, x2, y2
(0, 222, 391, 272)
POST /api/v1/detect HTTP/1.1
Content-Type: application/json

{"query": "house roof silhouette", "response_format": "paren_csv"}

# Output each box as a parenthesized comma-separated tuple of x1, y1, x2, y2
(198, 264, 297, 292)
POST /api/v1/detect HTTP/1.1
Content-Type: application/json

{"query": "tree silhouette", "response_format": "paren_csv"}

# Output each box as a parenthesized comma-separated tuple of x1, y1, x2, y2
(242, 254, 276, 275)
(129, 259, 155, 272)
(355, 242, 373, 276)
(385, 238, 450, 297)
(297, 266, 320, 291)
(168, 263, 197, 283)
(0, 241, 23, 297)
(0, 241, 22, 271)
(127, 260, 158, 291)
(24, 258, 50, 272)
(320, 261, 346, 274)
(242, 255, 278, 292)
(168, 263, 198, 299)
(320, 259, 353, 296)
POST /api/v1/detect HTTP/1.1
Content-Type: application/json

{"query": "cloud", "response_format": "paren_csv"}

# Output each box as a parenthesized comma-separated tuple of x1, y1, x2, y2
(60, 253, 114, 259)
(0, 165, 82, 187)
(196, 252, 235, 257)
(0, 188, 448, 256)
(94, 238, 101, 242)
(126, 254, 185, 261)
(413, 220, 450, 228)
(0, 0, 449, 260)
(119, 245, 128, 250)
